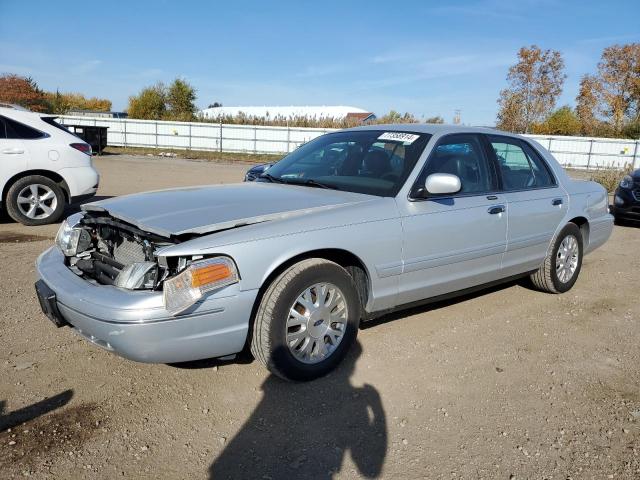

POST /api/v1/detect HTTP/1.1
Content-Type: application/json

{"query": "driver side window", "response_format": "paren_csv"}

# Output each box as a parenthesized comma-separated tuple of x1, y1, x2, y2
(416, 134, 494, 196)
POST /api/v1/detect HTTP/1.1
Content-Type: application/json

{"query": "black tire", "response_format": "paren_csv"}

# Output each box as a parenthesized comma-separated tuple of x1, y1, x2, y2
(250, 258, 361, 382)
(5, 175, 66, 226)
(530, 223, 583, 294)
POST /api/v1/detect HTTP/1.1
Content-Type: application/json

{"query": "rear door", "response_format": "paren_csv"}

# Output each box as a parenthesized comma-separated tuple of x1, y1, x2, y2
(397, 133, 507, 305)
(486, 135, 568, 276)
(0, 115, 30, 196)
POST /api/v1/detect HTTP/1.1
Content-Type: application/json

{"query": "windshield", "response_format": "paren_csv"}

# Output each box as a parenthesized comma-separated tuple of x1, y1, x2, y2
(261, 130, 432, 196)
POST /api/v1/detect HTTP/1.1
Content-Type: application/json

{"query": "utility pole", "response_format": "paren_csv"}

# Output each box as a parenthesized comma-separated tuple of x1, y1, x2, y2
(453, 110, 461, 125)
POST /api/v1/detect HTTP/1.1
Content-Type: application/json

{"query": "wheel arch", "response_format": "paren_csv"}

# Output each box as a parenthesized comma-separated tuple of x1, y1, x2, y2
(568, 216, 589, 247)
(243, 248, 372, 355)
(2, 170, 71, 205)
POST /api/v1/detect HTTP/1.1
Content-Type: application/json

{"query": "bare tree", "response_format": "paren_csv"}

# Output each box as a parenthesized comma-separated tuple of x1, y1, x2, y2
(496, 46, 566, 133)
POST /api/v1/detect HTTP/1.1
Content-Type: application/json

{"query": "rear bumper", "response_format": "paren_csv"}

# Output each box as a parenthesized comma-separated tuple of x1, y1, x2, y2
(35, 247, 257, 363)
(59, 166, 100, 198)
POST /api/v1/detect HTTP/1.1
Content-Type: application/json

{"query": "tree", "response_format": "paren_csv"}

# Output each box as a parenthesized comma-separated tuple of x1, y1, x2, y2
(207, 102, 223, 108)
(44, 90, 112, 114)
(374, 110, 418, 124)
(127, 78, 197, 121)
(424, 115, 444, 124)
(166, 78, 197, 121)
(127, 83, 167, 120)
(0, 74, 50, 112)
(576, 75, 601, 135)
(595, 43, 640, 133)
(532, 106, 581, 135)
(496, 46, 566, 133)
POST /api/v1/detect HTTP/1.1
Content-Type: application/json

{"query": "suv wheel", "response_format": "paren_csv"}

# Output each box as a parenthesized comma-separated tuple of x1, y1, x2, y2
(6, 175, 66, 226)
(530, 223, 583, 294)
(251, 258, 361, 381)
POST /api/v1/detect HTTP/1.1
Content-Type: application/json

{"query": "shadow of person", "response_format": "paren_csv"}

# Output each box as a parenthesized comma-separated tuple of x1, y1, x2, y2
(209, 342, 386, 479)
(0, 389, 73, 432)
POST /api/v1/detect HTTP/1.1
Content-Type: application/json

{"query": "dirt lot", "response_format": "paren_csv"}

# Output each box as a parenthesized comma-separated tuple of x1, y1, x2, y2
(1, 154, 639, 479)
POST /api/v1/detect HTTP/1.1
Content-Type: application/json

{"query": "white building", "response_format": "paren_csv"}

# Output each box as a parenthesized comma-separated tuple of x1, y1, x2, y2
(199, 105, 375, 123)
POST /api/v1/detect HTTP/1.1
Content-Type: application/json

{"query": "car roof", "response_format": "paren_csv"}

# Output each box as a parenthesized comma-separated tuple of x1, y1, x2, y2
(0, 105, 52, 121)
(343, 123, 522, 138)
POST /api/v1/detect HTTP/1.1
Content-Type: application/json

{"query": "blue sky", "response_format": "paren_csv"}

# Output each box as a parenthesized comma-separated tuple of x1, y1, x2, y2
(0, 0, 638, 125)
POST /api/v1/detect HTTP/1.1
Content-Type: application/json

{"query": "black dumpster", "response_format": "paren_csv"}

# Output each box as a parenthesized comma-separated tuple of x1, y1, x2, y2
(65, 125, 108, 155)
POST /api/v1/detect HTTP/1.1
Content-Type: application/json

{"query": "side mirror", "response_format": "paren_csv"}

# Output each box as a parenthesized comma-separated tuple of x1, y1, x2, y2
(424, 173, 461, 195)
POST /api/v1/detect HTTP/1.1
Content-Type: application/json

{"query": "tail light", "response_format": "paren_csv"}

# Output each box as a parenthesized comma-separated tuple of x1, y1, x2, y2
(70, 143, 92, 155)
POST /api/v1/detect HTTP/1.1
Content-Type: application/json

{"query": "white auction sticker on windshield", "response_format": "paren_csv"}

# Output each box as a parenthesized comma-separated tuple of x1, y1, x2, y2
(378, 132, 420, 144)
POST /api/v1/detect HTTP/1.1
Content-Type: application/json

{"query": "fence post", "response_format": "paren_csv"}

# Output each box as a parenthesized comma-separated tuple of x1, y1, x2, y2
(155, 121, 158, 149)
(219, 121, 223, 152)
(633, 140, 639, 169)
(586, 139, 594, 170)
(123, 119, 127, 148)
(253, 127, 257, 154)
(188, 123, 192, 151)
(286, 126, 291, 153)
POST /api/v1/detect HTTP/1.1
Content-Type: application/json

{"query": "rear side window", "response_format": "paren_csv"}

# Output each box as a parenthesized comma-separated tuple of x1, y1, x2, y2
(2, 115, 46, 139)
(0, 117, 6, 139)
(489, 136, 555, 190)
(41, 116, 73, 134)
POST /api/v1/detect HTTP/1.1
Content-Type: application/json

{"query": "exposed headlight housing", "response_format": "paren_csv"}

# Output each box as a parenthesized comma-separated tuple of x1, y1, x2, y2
(163, 257, 239, 315)
(55, 215, 91, 256)
(620, 175, 634, 189)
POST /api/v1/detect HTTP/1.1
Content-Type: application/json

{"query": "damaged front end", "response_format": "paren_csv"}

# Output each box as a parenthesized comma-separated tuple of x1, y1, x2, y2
(55, 212, 239, 314)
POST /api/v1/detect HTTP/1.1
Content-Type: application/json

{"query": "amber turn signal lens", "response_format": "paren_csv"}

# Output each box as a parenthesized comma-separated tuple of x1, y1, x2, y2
(191, 264, 232, 288)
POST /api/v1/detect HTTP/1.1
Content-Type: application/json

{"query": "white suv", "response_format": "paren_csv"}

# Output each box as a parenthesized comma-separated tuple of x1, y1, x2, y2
(0, 105, 99, 225)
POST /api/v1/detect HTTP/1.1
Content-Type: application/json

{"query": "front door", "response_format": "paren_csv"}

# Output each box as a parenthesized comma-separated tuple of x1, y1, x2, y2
(0, 115, 30, 194)
(397, 133, 508, 305)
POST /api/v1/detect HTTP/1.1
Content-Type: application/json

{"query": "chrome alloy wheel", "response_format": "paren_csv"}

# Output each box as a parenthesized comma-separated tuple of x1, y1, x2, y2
(286, 282, 348, 364)
(16, 184, 58, 220)
(556, 234, 579, 283)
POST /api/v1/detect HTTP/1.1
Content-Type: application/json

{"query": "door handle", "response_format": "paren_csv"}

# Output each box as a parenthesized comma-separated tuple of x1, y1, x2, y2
(552, 198, 563, 206)
(488, 205, 506, 215)
(1, 148, 25, 154)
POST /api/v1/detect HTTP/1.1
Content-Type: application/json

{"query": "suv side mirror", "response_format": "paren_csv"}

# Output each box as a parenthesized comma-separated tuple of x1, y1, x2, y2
(424, 173, 461, 195)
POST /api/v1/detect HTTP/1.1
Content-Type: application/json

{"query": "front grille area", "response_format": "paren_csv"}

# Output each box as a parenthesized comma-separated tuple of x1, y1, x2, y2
(113, 238, 147, 265)
(632, 189, 640, 202)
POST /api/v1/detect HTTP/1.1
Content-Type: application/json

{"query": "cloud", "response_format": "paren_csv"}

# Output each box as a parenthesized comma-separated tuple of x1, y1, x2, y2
(71, 60, 102, 75)
(577, 33, 640, 45)
(296, 63, 353, 78)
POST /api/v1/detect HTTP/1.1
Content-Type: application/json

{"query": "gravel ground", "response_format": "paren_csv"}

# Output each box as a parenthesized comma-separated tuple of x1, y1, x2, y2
(0, 154, 638, 479)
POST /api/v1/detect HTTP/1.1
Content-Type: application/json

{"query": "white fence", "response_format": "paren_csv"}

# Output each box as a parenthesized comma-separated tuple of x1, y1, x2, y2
(58, 115, 639, 170)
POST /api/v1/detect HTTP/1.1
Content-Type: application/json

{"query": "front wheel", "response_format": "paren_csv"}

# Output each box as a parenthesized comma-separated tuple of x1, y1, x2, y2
(530, 223, 583, 294)
(250, 258, 361, 381)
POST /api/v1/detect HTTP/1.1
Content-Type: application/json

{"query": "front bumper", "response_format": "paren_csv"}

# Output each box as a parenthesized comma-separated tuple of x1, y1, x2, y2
(35, 247, 258, 363)
(612, 187, 640, 221)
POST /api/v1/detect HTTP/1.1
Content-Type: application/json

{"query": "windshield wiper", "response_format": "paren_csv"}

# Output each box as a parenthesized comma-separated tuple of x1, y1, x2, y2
(286, 179, 340, 190)
(258, 172, 285, 183)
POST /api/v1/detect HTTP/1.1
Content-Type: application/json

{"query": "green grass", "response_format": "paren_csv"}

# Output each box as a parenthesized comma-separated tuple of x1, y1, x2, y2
(102, 146, 284, 164)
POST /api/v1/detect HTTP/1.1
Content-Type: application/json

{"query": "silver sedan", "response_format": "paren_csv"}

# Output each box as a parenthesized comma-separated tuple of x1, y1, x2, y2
(35, 125, 613, 381)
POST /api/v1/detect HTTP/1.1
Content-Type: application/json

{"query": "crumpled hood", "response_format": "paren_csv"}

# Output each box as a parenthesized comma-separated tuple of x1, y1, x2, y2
(82, 182, 374, 237)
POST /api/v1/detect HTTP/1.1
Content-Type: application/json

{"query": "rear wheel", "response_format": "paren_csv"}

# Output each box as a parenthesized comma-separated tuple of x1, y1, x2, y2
(6, 175, 65, 226)
(250, 258, 361, 381)
(530, 223, 583, 294)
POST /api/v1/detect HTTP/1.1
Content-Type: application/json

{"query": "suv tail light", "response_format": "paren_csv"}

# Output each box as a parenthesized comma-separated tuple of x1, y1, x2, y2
(70, 143, 92, 155)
